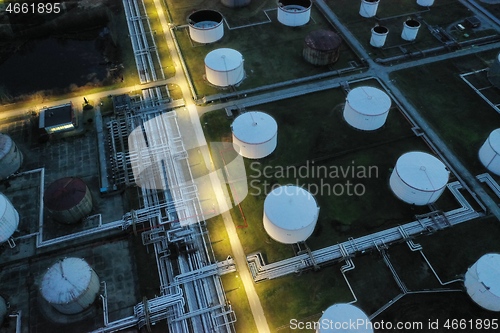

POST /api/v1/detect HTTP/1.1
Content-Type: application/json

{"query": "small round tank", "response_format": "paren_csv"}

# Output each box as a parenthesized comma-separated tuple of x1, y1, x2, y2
(464, 253, 500, 312)
(221, 0, 251, 7)
(188, 10, 224, 44)
(0, 193, 19, 245)
(370, 25, 389, 48)
(303, 29, 342, 66)
(390, 152, 449, 205)
(40, 258, 101, 315)
(232, 111, 278, 159)
(204, 48, 245, 87)
(359, 0, 380, 18)
(44, 177, 93, 224)
(277, 0, 312, 27)
(479, 128, 500, 175)
(263, 185, 319, 244)
(343, 86, 391, 131)
(316, 303, 374, 333)
(0, 133, 23, 180)
(401, 19, 421, 41)
(417, 0, 434, 6)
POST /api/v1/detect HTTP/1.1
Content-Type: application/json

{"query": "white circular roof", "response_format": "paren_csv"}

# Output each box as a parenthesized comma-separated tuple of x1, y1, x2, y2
(0, 134, 13, 159)
(41, 258, 94, 304)
(395, 152, 449, 191)
(319, 303, 373, 333)
(0, 193, 9, 217)
(476, 253, 500, 297)
(264, 185, 318, 230)
(205, 48, 243, 72)
(347, 86, 391, 116)
(487, 128, 500, 154)
(232, 112, 277, 144)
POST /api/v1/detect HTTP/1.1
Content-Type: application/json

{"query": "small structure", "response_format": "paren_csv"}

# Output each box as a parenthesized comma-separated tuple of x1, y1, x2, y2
(232, 111, 278, 159)
(204, 48, 245, 87)
(479, 128, 500, 175)
(277, 0, 312, 27)
(316, 303, 374, 333)
(370, 25, 389, 48)
(464, 253, 500, 312)
(359, 0, 380, 18)
(417, 0, 434, 6)
(188, 10, 224, 44)
(390, 152, 449, 205)
(488, 53, 500, 89)
(221, 0, 251, 7)
(0, 193, 19, 245)
(465, 16, 481, 29)
(0, 133, 23, 180)
(303, 29, 342, 66)
(343, 86, 391, 131)
(401, 19, 421, 41)
(263, 185, 319, 244)
(44, 177, 93, 224)
(39, 103, 76, 134)
(40, 258, 101, 315)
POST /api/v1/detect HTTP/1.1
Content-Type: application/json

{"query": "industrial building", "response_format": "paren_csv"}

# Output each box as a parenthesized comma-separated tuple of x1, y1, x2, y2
(38, 103, 76, 134)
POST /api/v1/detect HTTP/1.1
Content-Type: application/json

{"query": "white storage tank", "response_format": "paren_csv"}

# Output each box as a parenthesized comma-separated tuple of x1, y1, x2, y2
(390, 152, 449, 205)
(40, 258, 100, 315)
(479, 128, 500, 175)
(277, 0, 312, 27)
(263, 185, 319, 244)
(44, 177, 93, 224)
(417, 0, 434, 6)
(488, 53, 500, 89)
(188, 10, 224, 44)
(0, 193, 19, 245)
(359, 0, 379, 18)
(0, 133, 23, 180)
(232, 111, 278, 159)
(464, 253, 500, 312)
(221, 0, 251, 7)
(316, 303, 374, 333)
(401, 19, 421, 41)
(343, 86, 391, 131)
(205, 48, 244, 87)
(370, 25, 389, 48)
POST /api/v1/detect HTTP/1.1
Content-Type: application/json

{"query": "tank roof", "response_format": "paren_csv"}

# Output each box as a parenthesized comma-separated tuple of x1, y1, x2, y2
(188, 9, 223, 25)
(44, 177, 89, 211)
(232, 111, 277, 144)
(347, 86, 391, 116)
(205, 48, 243, 72)
(0, 133, 13, 159)
(319, 303, 373, 333)
(395, 152, 449, 191)
(487, 128, 500, 154)
(475, 253, 500, 297)
(304, 30, 342, 51)
(40, 258, 94, 304)
(264, 185, 318, 231)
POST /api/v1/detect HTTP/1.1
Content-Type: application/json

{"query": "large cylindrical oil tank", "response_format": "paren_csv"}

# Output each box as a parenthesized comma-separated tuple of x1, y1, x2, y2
(464, 253, 500, 312)
(417, 0, 434, 6)
(390, 152, 449, 205)
(205, 48, 245, 87)
(0, 133, 23, 180)
(370, 25, 389, 48)
(343, 86, 391, 131)
(488, 53, 500, 89)
(40, 258, 100, 315)
(221, 0, 251, 7)
(44, 177, 93, 224)
(401, 19, 421, 41)
(479, 128, 500, 175)
(0, 296, 7, 326)
(0, 193, 19, 245)
(232, 111, 278, 159)
(303, 29, 342, 66)
(188, 10, 224, 44)
(277, 0, 312, 27)
(263, 185, 319, 244)
(316, 303, 374, 333)
(359, 0, 380, 18)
